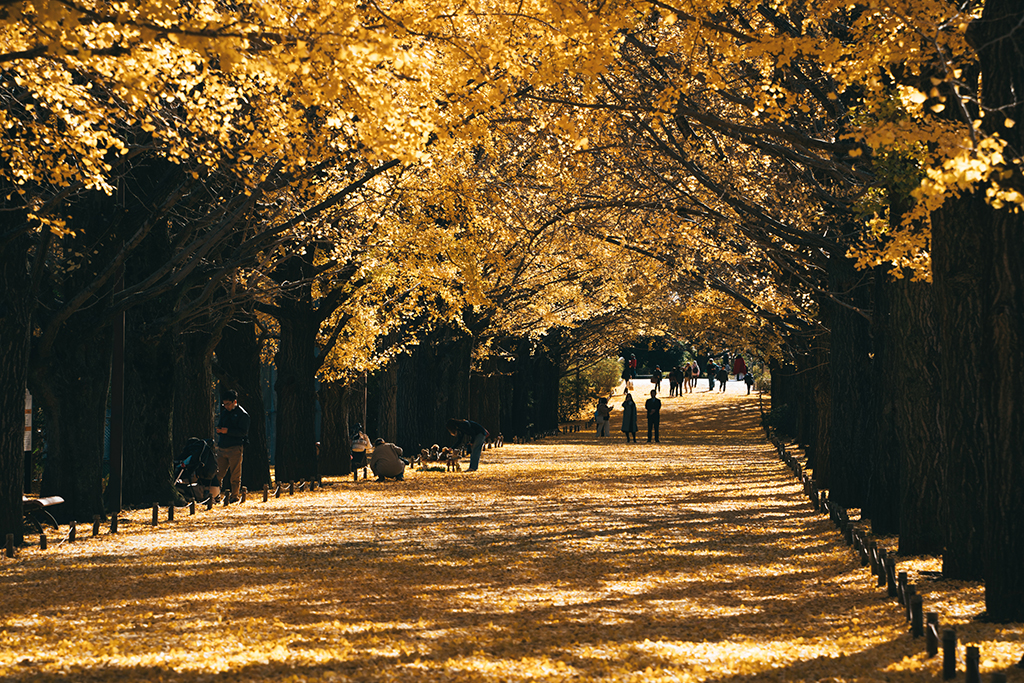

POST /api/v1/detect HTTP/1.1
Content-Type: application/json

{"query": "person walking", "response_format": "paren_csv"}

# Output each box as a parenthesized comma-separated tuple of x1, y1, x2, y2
(707, 361, 718, 391)
(446, 418, 489, 471)
(595, 396, 611, 437)
(621, 391, 638, 442)
(732, 354, 748, 382)
(215, 389, 250, 504)
(645, 390, 662, 443)
(652, 365, 663, 393)
(690, 360, 701, 391)
(716, 364, 729, 392)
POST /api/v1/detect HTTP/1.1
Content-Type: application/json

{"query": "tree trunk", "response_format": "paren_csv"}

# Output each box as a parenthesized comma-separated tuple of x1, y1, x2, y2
(373, 362, 398, 442)
(215, 314, 271, 491)
(121, 315, 176, 507)
(318, 378, 355, 475)
(0, 235, 33, 544)
(33, 319, 113, 524)
(509, 338, 533, 440)
(273, 297, 320, 483)
(812, 340, 832, 490)
(171, 328, 217, 458)
(827, 257, 876, 510)
(931, 193, 989, 580)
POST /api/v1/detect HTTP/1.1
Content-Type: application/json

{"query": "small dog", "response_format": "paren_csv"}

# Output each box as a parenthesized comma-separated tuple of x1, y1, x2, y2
(444, 447, 462, 472)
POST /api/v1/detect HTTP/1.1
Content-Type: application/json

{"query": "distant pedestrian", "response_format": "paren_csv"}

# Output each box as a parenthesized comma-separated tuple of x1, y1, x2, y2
(645, 390, 662, 443)
(595, 396, 611, 437)
(716, 365, 729, 392)
(707, 361, 718, 391)
(690, 360, 701, 391)
(744, 372, 755, 395)
(652, 366, 663, 393)
(620, 392, 638, 443)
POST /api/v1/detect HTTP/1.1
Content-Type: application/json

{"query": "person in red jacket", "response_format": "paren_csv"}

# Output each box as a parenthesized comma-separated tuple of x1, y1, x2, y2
(732, 354, 748, 381)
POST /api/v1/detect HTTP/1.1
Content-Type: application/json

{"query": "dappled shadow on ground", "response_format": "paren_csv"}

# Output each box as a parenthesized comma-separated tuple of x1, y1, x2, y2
(1, 392, 1021, 682)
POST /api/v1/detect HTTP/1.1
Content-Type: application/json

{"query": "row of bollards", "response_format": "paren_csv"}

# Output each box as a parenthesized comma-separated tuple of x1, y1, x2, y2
(767, 430, 1011, 683)
(8, 479, 324, 559)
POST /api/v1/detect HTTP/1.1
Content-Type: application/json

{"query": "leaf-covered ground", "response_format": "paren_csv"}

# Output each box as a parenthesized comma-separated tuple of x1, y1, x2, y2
(2, 382, 1022, 682)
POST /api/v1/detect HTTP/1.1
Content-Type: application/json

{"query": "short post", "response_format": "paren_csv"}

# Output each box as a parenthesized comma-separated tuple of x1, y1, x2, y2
(876, 549, 887, 587)
(905, 585, 916, 622)
(92, 515, 101, 537)
(168, 505, 174, 522)
(223, 494, 229, 507)
(289, 481, 294, 495)
(886, 557, 898, 597)
(152, 503, 159, 526)
(942, 629, 957, 679)
(5, 533, 13, 558)
(868, 541, 878, 575)
(910, 594, 923, 637)
(69, 521, 76, 542)
(240, 487, 247, 504)
(353, 468, 358, 483)
(189, 500, 195, 516)
(263, 484, 269, 502)
(898, 571, 908, 605)
(926, 613, 940, 657)
(39, 534, 47, 551)
(275, 484, 281, 499)
(111, 514, 118, 534)
(965, 646, 980, 683)
(206, 497, 213, 510)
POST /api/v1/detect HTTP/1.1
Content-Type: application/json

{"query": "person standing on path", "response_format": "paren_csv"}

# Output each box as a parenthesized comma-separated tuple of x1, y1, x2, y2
(652, 365, 663, 393)
(446, 418, 489, 471)
(215, 389, 250, 504)
(621, 391, 638, 442)
(645, 390, 662, 443)
(595, 396, 612, 437)
(732, 354, 748, 382)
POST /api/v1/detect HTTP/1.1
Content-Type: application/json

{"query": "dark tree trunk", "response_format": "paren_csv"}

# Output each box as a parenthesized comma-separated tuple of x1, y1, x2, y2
(373, 363, 398, 442)
(215, 314, 271, 491)
(273, 293, 320, 483)
(971, 0, 1024, 619)
(33, 319, 113, 524)
(812, 339, 832, 489)
(0, 235, 33, 544)
(534, 332, 561, 434)
(171, 328, 217, 458)
(319, 378, 355, 475)
(882, 278, 944, 554)
(470, 372, 502, 437)
(509, 338, 533, 439)
(868, 267, 902, 535)
(121, 315, 176, 507)
(827, 257, 876, 510)
(931, 193, 989, 580)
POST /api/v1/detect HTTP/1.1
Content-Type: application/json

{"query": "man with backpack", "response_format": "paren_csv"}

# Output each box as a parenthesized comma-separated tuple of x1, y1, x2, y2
(215, 389, 250, 504)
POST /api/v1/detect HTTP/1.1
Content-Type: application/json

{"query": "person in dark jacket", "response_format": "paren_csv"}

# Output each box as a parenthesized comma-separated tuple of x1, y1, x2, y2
(645, 390, 662, 443)
(620, 392, 638, 442)
(215, 389, 250, 503)
(447, 418, 489, 471)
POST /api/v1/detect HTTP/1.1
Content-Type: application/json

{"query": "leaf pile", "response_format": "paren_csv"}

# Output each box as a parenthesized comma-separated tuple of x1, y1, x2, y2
(2, 382, 1021, 682)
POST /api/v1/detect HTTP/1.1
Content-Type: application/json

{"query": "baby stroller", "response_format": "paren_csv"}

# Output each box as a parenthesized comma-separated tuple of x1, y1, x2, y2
(174, 437, 220, 503)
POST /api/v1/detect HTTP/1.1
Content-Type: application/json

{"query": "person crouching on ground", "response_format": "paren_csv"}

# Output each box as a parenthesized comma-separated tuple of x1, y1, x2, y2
(446, 418, 489, 471)
(370, 438, 406, 481)
(215, 389, 250, 504)
(621, 391, 638, 443)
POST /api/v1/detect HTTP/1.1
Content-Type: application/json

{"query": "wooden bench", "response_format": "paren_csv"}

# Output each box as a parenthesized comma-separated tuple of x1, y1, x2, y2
(22, 495, 63, 533)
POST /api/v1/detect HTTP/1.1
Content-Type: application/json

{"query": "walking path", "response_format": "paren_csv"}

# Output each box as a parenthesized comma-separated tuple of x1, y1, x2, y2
(1, 381, 1021, 681)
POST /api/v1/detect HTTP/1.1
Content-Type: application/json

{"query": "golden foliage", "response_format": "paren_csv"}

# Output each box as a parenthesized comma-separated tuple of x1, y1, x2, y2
(4, 384, 1021, 681)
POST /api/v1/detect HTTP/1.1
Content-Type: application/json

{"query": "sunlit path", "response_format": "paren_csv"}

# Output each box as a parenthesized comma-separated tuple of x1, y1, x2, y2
(1, 389, 1021, 682)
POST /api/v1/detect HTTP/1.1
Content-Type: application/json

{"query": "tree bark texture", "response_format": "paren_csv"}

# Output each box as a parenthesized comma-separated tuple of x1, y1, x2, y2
(33, 319, 113, 524)
(121, 312, 176, 507)
(273, 297, 320, 483)
(215, 314, 271, 491)
(0, 236, 32, 544)
(826, 257, 876, 510)
(318, 378, 355, 475)
(171, 328, 217, 459)
(931, 193, 990, 580)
